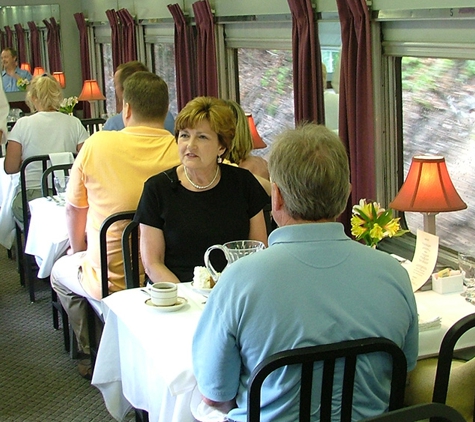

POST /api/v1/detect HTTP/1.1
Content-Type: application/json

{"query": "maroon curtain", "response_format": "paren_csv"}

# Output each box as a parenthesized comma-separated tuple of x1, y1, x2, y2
(105, 9, 122, 73)
(14, 24, 27, 65)
(168, 4, 196, 110)
(74, 13, 91, 118)
(117, 9, 137, 63)
(27, 21, 41, 70)
(42, 17, 62, 72)
(0, 30, 5, 51)
(4, 27, 14, 50)
(287, 0, 324, 125)
(192, 0, 219, 97)
(336, 0, 375, 232)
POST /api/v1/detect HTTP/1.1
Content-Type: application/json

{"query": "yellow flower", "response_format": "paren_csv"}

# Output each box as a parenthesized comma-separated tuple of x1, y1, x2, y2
(383, 218, 401, 237)
(369, 224, 384, 241)
(351, 198, 408, 247)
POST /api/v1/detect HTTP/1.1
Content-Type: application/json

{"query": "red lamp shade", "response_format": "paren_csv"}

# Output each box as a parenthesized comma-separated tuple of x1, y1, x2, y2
(390, 155, 466, 213)
(78, 79, 106, 101)
(20, 63, 31, 73)
(53, 71, 66, 88)
(246, 113, 267, 149)
(32, 66, 45, 77)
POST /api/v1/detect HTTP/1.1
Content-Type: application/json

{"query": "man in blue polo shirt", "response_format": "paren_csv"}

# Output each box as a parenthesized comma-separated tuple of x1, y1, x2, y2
(1, 47, 32, 92)
(103, 60, 175, 133)
(192, 123, 418, 422)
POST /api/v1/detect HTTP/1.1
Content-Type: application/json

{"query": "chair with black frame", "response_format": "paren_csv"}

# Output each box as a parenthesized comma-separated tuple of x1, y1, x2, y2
(247, 337, 408, 422)
(122, 220, 140, 289)
(432, 313, 475, 407)
(86, 210, 136, 372)
(41, 163, 77, 356)
(15, 154, 50, 301)
(361, 402, 466, 422)
(81, 117, 106, 136)
(403, 313, 475, 421)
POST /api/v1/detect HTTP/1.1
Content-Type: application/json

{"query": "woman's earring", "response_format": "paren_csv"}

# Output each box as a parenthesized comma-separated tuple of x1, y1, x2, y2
(217, 156, 223, 164)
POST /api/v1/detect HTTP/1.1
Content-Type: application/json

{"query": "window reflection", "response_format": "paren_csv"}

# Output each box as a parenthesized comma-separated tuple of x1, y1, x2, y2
(402, 57, 475, 251)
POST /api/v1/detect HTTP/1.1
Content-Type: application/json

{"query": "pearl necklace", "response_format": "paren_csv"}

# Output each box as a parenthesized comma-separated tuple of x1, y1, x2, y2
(184, 166, 220, 190)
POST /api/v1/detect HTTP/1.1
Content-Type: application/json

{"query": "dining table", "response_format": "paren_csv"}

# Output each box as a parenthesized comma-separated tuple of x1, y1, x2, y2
(92, 283, 205, 422)
(24, 196, 69, 278)
(91, 282, 475, 422)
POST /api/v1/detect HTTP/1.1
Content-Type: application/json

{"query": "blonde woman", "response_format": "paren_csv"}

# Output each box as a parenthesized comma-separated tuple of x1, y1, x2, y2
(225, 100, 271, 195)
(4, 73, 88, 221)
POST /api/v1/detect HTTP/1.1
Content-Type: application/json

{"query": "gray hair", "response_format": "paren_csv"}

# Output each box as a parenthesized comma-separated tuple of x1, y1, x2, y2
(268, 123, 350, 221)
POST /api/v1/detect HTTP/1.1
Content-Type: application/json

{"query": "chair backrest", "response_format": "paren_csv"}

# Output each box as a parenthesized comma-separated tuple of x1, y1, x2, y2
(19, 154, 50, 237)
(121, 220, 140, 289)
(433, 313, 475, 404)
(360, 402, 466, 422)
(41, 163, 73, 197)
(99, 211, 136, 298)
(247, 337, 407, 422)
(81, 118, 106, 136)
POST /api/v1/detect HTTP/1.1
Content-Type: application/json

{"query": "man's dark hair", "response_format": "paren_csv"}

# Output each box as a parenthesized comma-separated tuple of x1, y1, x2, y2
(123, 71, 169, 122)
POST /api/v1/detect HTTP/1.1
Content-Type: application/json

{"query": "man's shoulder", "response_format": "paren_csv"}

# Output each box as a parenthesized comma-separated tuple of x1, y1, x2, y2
(103, 113, 123, 131)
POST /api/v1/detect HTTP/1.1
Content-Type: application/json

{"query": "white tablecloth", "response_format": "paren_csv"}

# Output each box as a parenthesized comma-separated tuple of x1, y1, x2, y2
(24, 197, 69, 278)
(92, 283, 206, 422)
(92, 285, 475, 422)
(0, 157, 19, 249)
(416, 289, 475, 358)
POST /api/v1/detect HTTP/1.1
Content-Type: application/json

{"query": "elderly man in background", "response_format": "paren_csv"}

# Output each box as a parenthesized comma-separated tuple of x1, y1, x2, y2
(51, 71, 180, 378)
(103, 60, 175, 133)
(1, 47, 32, 92)
(192, 123, 418, 421)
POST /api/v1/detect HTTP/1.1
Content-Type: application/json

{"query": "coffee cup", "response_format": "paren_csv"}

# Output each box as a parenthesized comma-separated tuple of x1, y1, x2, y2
(150, 282, 178, 306)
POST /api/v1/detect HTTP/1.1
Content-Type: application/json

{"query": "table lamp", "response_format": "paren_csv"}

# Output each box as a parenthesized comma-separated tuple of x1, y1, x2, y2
(32, 66, 45, 77)
(78, 79, 106, 118)
(52, 71, 66, 88)
(389, 155, 467, 235)
(246, 113, 267, 149)
(20, 63, 31, 73)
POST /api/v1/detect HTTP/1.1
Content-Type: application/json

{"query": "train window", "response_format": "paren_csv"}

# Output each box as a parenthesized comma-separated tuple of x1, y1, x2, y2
(152, 43, 178, 117)
(237, 48, 294, 156)
(402, 57, 475, 251)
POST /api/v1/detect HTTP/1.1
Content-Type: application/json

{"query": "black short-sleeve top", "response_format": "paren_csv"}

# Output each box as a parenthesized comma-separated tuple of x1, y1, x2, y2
(134, 164, 269, 281)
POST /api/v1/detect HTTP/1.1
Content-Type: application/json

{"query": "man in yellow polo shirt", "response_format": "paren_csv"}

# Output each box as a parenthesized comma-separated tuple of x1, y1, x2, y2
(51, 72, 180, 376)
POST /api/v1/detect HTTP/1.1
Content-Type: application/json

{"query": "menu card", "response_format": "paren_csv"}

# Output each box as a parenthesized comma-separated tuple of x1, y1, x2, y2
(409, 229, 439, 292)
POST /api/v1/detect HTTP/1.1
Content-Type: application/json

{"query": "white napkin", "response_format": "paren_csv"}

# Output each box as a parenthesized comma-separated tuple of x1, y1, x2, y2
(190, 385, 228, 422)
(49, 152, 74, 184)
(418, 303, 442, 332)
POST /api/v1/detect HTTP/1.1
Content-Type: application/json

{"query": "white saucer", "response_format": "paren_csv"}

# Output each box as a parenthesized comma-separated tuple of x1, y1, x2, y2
(191, 281, 213, 294)
(144, 297, 187, 312)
